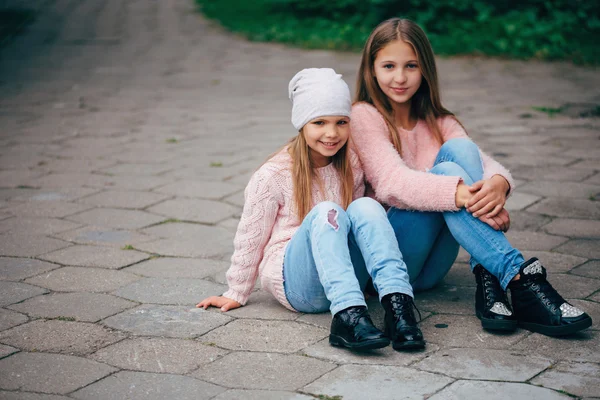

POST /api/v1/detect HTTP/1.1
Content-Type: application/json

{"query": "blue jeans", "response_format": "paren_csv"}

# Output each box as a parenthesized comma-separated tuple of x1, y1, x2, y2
(387, 138, 524, 291)
(283, 197, 413, 316)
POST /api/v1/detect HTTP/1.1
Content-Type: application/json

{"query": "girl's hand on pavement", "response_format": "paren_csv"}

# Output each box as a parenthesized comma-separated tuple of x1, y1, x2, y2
(466, 175, 509, 218)
(478, 207, 511, 232)
(196, 296, 241, 312)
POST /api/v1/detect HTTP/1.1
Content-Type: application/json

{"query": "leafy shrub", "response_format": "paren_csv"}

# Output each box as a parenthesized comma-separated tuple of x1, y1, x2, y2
(196, 0, 600, 64)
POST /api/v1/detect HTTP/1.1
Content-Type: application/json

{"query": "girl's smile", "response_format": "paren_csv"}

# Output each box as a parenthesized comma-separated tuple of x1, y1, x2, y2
(374, 39, 422, 111)
(303, 116, 350, 167)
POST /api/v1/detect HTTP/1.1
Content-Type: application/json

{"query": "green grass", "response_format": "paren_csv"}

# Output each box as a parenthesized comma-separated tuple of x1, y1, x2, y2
(531, 106, 563, 117)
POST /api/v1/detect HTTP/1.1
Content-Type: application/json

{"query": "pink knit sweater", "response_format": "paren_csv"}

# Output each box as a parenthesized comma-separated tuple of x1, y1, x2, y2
(350, 102, 514, 211)
(223, 147, 365, 311)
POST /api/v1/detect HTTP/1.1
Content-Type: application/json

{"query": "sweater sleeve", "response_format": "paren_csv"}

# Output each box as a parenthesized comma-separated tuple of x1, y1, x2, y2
(350, 103, 461, 211)
(222, 167, 280, 305)
(348, 148, 366, 200)
(441, 117, 515, 197)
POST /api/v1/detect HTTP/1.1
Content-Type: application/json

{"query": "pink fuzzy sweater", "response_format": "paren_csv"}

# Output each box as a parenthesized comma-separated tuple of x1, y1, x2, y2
(223, 147, 365, 310)
(350, 102, 514, 211)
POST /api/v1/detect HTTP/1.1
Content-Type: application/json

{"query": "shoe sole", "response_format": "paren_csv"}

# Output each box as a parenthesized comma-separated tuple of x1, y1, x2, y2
(392, 340, 425, 351)
(329, 334, 390, 350)
(477, 313, 518, 332)
(519, 317, 592, 337)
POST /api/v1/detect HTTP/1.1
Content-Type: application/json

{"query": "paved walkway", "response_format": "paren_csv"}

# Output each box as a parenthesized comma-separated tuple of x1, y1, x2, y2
(0, 1, 599, 399)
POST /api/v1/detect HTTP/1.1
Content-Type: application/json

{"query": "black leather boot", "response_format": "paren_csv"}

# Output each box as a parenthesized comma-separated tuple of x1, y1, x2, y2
(329, 306, 390, 350)
(474, 264, 517, 331)
(509, 258, 592, 336)
(381, 293, 425, 350)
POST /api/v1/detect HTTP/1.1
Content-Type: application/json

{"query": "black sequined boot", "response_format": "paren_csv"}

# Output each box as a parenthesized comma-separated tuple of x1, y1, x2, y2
(509, 258, 592, 336)
(474, 264, 517, 332)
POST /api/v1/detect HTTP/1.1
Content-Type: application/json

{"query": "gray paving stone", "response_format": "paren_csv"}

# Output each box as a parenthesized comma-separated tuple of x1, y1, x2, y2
(441, 262, 475, 287)
(302, 364, 453, 400)
(134, 237, 233, 258)
(414, 285, 474, 315)
(0, 281, 48, 307)
(569, 300, 600, 330)
(506, 211, 553, 231)
(419, 314, 528, 349)
(0, 352, 116, 394)
(544, 273, 599, 298)
(113, 277, 226, 305)
(0, 392, 71, 400)
(520, 251, 587, 274)
(71, 371, 225, 400)
(202, 319, 328, 353)
(513, 330, 600, 362)
(428, 380, 572, 400)
(154, 180, 242, 200)
(24, 266, 142, 292)
(223, 191, 245, 207)
(414, 348, 552, 381)
(103, 305, 231, 338)
(213, 390, 314, 400)
(505, 192, 541, 211)
(543, 218, 600, 238)
(39, 245, 149, 269)
(100, 163, 175, 176)
(147, 198, 238, 224)
(0, 217, 81, 235)
(99, 175, 174, 191)
(0, 308, 28, 332)
(0, 170, 46, 188)
(66, 208, 165, 229)
(91, 337, 227, 374)
(0, 320, 125, 355)
(193, 352, 336, 390)
(8, 292, 136, 322)
(27, 173, 114, 189)
(505, 231, 568, 251)
(225, 291, 299, 320)
(531, 362, 600, 398)
(571, 260, 600, 279)
(0, 257, 61, 281)
(52, 226, 156, 247)
(217, 217, 241, 232)
(520, 181, 600, 199)
(0, 344, 18, 359)
(8, 188, 100, 203)
(528, 198, 600, 219)
(0, 234, 70, 257)
(295, 312, 332, 330)
(122, 257, 229, 279)
(554, 239, 600, 259)
(303, 337, 439, 366)
(141, 221, 234, 241)
(584, 172, 600, 185)
(5, 201, 92, 218)
(78, 190, 171, 209)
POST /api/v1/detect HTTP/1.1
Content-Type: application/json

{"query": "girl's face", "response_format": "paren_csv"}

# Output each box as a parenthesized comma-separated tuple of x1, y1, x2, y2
(303, 115, 350, 167)
(373, 40, 422, 109)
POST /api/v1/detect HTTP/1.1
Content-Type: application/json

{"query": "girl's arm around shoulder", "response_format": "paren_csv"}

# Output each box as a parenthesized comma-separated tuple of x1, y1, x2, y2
(350, 103, 462, 211)
(199, 165, 282, 310)
(441, 116, 515, 196)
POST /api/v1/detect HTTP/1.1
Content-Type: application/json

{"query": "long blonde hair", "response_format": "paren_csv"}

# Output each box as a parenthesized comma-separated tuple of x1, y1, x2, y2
(356, 18, 458, 156)
(287, 129, 354, 221)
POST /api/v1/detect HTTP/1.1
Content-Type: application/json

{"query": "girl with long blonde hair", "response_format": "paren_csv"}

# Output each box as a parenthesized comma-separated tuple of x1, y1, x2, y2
(351, 18, 591, 337)
(199, 68, 424, 351)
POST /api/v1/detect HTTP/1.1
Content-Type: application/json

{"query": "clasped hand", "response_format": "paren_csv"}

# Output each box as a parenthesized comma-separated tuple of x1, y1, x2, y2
(456, 175, 510, 232)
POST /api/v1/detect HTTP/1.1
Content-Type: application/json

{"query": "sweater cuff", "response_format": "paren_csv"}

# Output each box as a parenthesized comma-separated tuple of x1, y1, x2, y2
(222, 289, 249, 306)
(442, 176, 462, 211)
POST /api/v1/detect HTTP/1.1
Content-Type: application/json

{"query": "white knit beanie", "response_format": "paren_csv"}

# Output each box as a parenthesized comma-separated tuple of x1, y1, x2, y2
(288, 68, 351, 131)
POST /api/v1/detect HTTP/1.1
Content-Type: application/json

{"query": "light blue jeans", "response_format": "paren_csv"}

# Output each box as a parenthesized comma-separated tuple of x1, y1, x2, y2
(388, 138, 524, 291)
(283, 197, 413, 316)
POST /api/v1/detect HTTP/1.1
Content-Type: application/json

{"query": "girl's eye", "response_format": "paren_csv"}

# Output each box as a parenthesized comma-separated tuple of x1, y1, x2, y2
(337, 120, 348, 125)
(383, 64, 394, 69)
(313, 121, 324, 125)
(407, 63, 419, 69)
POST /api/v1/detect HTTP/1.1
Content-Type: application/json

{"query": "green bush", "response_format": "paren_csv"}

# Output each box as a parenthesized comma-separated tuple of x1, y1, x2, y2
(196, 0, 600, 64)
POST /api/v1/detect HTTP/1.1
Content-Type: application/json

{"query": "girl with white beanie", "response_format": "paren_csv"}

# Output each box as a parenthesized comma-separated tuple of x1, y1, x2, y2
(198, 68, 424, 351)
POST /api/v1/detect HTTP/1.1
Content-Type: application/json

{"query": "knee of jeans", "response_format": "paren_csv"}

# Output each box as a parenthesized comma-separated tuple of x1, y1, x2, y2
(311, 201, 349, 232)
(439, 138, 478, 159)
(347, 197, 386, 220)
(430, 161, 472, 183)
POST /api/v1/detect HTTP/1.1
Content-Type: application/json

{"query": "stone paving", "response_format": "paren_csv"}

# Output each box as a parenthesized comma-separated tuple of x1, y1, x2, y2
(0, 0, 599, 399)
